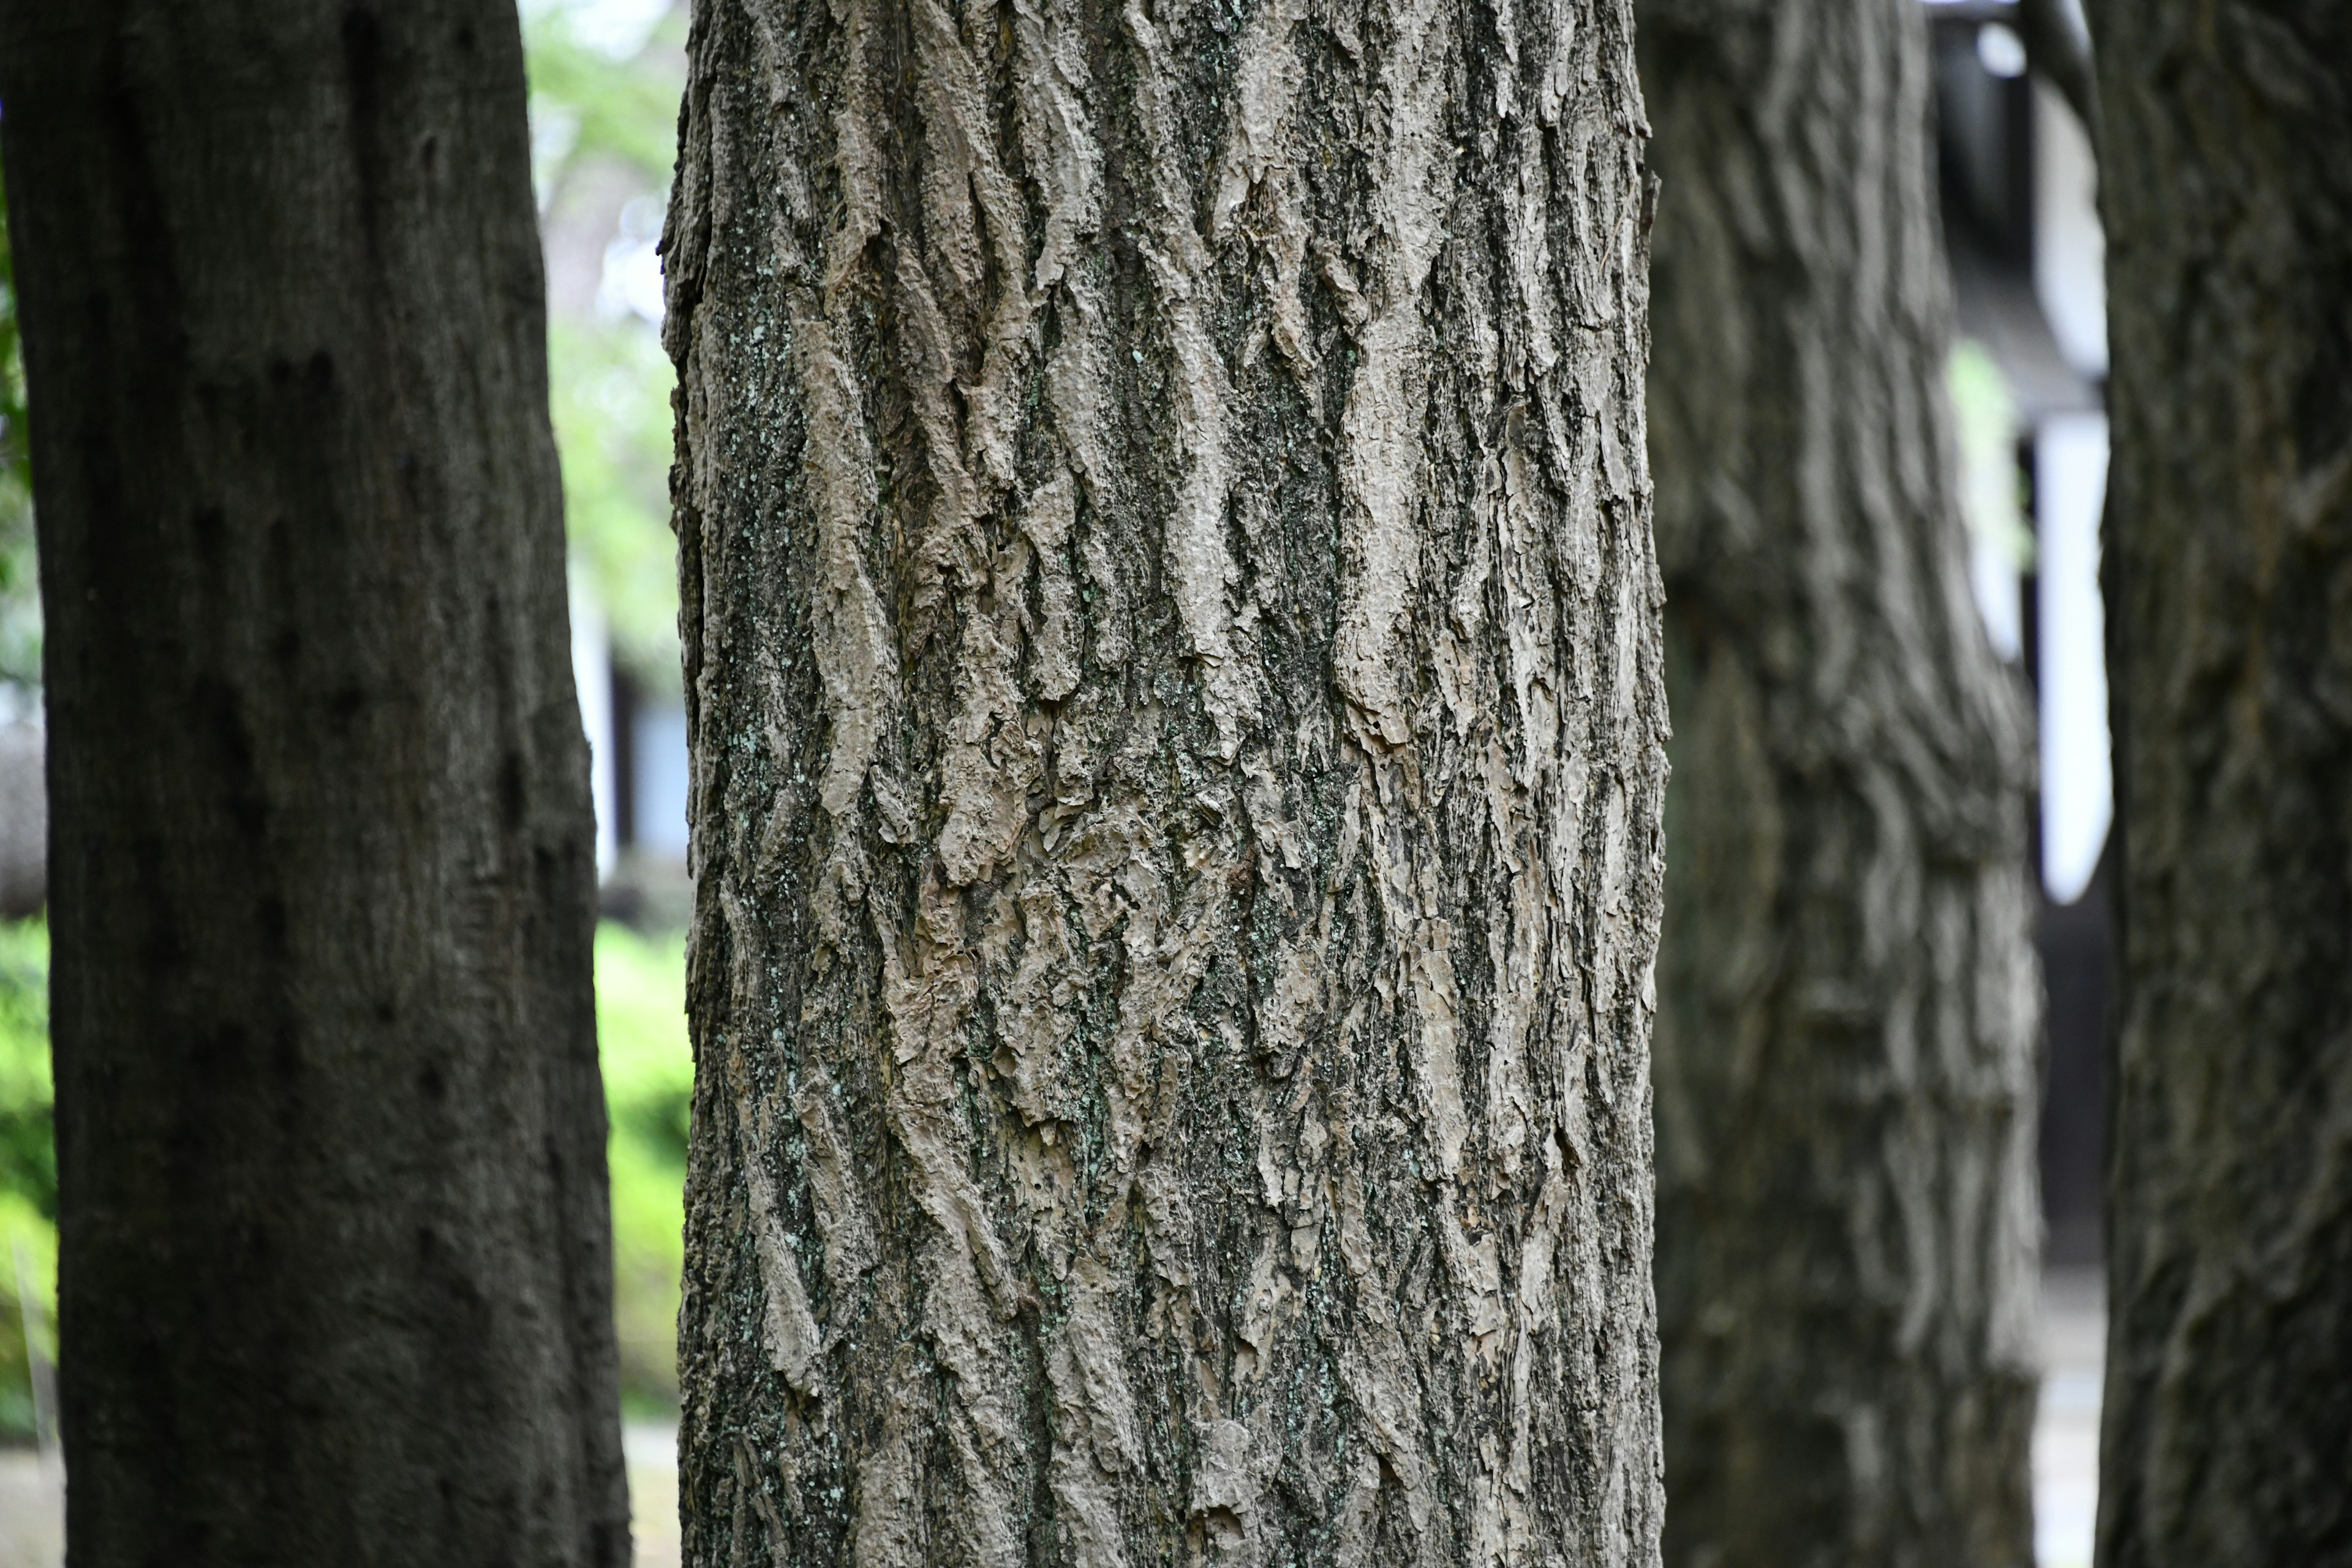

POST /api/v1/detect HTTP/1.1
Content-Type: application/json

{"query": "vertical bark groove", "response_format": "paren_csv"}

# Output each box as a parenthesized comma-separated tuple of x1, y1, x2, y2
(2089, 5, 2352, 1563)
(664, 0, 1668, 1559)
(1640, 4, 2040, 1564)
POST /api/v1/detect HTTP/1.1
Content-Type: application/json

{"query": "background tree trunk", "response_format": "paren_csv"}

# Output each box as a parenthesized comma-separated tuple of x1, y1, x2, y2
(1638, 5, 2041, 1564)
(2088, 6, 2352, 1562)
(0, 5, 629, 1562)
(662, 0, 1667, 1558)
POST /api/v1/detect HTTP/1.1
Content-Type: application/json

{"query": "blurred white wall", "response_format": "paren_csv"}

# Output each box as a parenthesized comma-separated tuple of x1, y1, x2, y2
(2037, 413, 2110, 903)
(631, 703, 691, 862)
(2034, 83, 2107, 381)
(571, 583, 617, 878)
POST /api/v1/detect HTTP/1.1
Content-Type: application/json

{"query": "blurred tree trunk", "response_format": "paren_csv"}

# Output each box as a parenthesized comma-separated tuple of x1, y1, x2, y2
(0, 5, 629, 1564)
(1638, 4, 2041, 1565)
(2089, 6, 2352, 1564)
(662, 0, 1668, 1559)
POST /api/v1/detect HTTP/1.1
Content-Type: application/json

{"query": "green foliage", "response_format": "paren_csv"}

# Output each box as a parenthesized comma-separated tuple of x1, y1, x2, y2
(0, 919, 50, 1226)
(0, 1202, 53, 1445)
(524, 1, 688, 690)
(524, 3, 685, 187)
(551, 314, 680, 678)
(0, 918, 53, 1444)
(1950, 337, 2034, 573)
(595, 920, 693, 1411)
(0, 163, 40, 698)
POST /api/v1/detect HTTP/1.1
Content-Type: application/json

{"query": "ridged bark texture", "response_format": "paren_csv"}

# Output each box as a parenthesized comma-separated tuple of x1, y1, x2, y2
(1638, 5, 2041, 1565)
(2089, 5, 2352, 1563)
(662, 0, 1668, 1558)
(0, 5, 629, 1563)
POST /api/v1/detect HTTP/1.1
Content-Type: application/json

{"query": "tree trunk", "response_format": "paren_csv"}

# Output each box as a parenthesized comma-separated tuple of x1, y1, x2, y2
(661, 0, 1668, 1558)
(1638, 6, 2041, 1565)
(2089, 6, 2352, 1562)
(0, 6, 630, 1563)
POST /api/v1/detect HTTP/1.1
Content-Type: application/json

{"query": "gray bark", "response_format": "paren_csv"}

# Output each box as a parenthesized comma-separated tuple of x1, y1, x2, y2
(662, 0, 1668, 1558)
(1638, 4, 2041, 1565)
(2088, 5, 2352, 1563)
(0, 4, 629, 1562)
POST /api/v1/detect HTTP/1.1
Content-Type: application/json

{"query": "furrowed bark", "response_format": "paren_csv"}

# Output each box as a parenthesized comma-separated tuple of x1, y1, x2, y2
(2088, 6, 2352, 1563)
(1638, 4, 2041, 1564)
(662, 0, 1668, 1558)
(0, 5, 629, 1562)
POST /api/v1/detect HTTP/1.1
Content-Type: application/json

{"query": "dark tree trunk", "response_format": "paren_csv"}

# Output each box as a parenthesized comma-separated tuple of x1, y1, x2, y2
(2089, 5, 2352, 1563)
(661, 0, 1669, 1558)
(0, 5, 630, 1563)
(1639, 4, 2041, 1565)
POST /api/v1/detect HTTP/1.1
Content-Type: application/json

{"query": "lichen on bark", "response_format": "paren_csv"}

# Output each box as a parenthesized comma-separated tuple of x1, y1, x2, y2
(662, 0, 1669, 1558)
(1639, 3, 2041, 1564)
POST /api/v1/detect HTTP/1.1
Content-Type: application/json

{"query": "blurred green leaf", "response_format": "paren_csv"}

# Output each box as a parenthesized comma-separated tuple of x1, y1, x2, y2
(0, 918, 51, 1227)
(1950, 337, 2035, 573)
(525, 22, 684, 189)
(525, 1, 685, 692)
(551, 315, 680, 682)
(595, 920, 692, 1409)
(0, 160, 40, 696)
(0, 917, 54, 1444)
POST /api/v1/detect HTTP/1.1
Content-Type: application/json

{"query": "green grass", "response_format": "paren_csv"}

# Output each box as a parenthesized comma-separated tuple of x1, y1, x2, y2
(595, 921, 693, 1412)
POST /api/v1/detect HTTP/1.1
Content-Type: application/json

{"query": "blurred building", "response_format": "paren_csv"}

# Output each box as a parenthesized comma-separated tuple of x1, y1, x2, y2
(1930, 0, 2110, 1265)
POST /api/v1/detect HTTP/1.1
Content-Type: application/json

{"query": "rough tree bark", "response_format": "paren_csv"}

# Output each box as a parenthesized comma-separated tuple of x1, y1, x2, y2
(1638, 5, 2041, 1565)
(2089, 6, 2352, 1563)
(661, 0, 1667, 1558)
(0, 5, 629, 1562)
